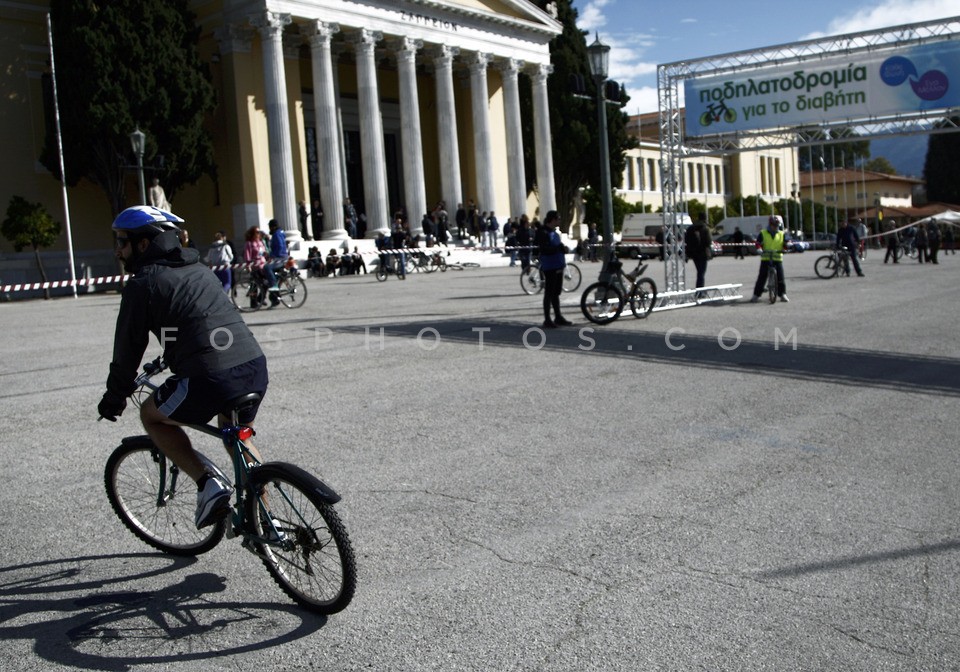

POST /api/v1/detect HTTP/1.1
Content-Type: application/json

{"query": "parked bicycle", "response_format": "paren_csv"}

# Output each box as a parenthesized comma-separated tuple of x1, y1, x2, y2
(814, 247, 853, 279)
(406, 249, 447, 273)
(232, 261, 307, 312)
(103, 356, 357, 615)
(520, 259, 582, 295)
(375, 252, 407, 281)
(580, 257, 657, 324)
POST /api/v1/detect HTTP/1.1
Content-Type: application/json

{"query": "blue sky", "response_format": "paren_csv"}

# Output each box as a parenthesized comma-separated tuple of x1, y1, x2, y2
(571, 0, 959, 115)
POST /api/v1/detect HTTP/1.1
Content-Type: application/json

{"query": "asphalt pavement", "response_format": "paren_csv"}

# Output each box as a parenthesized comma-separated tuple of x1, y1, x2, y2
(1, 249, 958, 671)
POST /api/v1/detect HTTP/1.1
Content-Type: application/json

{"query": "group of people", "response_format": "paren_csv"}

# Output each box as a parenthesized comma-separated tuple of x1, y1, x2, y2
(884, 218, 954, 264)
(307, 246, 367, 277)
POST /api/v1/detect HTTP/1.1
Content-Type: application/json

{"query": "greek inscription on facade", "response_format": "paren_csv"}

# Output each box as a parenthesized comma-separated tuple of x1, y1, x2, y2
(400, 11, 459, 32)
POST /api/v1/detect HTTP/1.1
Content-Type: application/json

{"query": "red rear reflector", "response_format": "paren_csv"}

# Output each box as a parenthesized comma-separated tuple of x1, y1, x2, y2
(237, 426, 254, 441)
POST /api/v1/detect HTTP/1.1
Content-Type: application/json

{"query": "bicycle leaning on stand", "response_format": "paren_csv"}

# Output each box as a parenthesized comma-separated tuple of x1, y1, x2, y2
(520, 258, 582, 295)
(103, 356, 357, 615)
(579, 256, 658, 324)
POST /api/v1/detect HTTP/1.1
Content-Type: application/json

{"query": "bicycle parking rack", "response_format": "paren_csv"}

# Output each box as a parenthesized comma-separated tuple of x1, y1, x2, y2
(652, 283, 743, 312)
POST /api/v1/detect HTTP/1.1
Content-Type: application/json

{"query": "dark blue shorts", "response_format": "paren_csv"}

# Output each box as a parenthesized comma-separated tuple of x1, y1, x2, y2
(154, 355, 268, 425)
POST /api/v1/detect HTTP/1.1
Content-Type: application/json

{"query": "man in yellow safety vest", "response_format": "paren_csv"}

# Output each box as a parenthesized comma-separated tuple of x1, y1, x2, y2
(749, 215, 789, 303)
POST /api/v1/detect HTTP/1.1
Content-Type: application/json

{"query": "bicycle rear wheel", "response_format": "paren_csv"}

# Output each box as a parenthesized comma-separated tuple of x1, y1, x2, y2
(278, 275, 307, 308)
(580, 282, 625, 324)
(247, 463, 357, 615)
(520, 267, 542, 295)
(561, 263, 582, 292)
(629, 277, 657, 318)
(814, 254, 838, 279)
(104, 437, 225, 556)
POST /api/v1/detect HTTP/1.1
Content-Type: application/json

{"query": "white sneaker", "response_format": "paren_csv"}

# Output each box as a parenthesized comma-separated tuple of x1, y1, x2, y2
(261, 515, 288, 544)
(196, 475, 232, 529)
(780, 294, 790, 303)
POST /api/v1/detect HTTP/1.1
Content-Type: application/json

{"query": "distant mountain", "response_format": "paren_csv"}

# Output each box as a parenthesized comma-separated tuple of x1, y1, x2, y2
(869, 135, 927, 178)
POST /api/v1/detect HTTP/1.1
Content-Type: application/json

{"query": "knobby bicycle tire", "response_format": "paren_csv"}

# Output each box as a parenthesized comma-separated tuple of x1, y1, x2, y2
(767, 265, 778, 303)
(247, 463, 357, 615)
(561, 263, 582, 292)
(629, 277, 657, 318)
(814, 254, 838, 279)
(104, 437, 225, 557)
(580, 281, 625, 325)
(520, 267, 541, 295)
(278, 276, 307, 308)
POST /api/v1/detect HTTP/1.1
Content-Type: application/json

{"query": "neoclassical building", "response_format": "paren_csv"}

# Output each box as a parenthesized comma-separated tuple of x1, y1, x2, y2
(0, 0, 562, 274)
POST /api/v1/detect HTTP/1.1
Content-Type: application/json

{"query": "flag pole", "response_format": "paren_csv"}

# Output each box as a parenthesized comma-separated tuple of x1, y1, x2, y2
(47, 12, 78, 299)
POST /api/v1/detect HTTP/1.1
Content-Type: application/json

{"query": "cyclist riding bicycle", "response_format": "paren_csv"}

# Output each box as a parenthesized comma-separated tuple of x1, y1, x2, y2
(749, 215, 790, 303)
(98, 205, 269, 530)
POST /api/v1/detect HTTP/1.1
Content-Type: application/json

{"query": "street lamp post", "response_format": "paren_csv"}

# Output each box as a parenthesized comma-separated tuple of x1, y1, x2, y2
(587, 33, 614, 282)
(129, 127, 147, 205)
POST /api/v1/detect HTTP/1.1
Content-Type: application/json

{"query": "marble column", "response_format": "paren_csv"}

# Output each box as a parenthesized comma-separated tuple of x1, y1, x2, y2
(432, 45, 462, 214)
(530, 63, 557, 215)
(468, 52, 496, 215)
(307, 21, 346, 240)
(396, 37, 427, 236)
(250, 11, 299, 238)
(497, 58, 527, 219)
(353, 30, 390, 237)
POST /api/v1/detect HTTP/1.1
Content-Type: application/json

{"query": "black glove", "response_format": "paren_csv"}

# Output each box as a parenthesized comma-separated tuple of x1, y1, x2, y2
(98, 393, 127, 422)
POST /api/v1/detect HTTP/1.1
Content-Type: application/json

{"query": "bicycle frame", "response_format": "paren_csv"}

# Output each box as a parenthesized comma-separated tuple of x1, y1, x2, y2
(129, 359, 338, 548)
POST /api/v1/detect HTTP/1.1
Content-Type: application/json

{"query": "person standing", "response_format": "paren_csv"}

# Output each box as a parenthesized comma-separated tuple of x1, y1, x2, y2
(943, 223, 956, 255)
(749, 215, 789, 302)
(205, 230, 234, 293)
(836, 220, 864, 277)
(343, 198, 358, 238)
(927, 219, 941, 264)
(536, 210, 572, 328)
(733, 226, 745, 259)
(310, 199, 324, 241)
(298, 201, 312, 241)
(684, 214, 712, 289)
(455, 202, 467, 240)
(915, 221, 928, 264)
(883, 220, 900, 264)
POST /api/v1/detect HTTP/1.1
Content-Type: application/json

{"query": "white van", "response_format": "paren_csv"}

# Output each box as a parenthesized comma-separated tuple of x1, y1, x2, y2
(617, 213, 692, 259)
(717, 216, 770, 236)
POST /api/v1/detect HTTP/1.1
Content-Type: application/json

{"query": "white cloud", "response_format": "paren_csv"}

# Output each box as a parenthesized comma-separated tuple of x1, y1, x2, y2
(804, 0, 957, 38)
(577, 0, 612, 32)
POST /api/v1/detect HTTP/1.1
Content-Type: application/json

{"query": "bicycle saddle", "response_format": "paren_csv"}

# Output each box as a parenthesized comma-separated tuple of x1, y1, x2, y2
(225, 393, 262, 414)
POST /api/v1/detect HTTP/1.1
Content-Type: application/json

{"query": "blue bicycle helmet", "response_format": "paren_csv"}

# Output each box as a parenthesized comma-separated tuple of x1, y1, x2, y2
(112, 205, 183, 238)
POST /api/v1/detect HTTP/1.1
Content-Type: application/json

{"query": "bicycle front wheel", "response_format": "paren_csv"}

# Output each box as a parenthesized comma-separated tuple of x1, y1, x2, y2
(248, 463, 357, 615)
(104, 438, 225, 556)
(278, 275, 307, 308)
(767, 266, 778, 303)
(580, 282, 625, 325)
(814, 255, 838, 279)
(520, 267, 542, 295)
(561, 263, 582, 292)
(629, 277, 657, 318)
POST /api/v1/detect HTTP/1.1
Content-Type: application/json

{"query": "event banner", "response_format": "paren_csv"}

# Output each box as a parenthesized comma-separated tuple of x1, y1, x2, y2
(684, 40, 960, 137)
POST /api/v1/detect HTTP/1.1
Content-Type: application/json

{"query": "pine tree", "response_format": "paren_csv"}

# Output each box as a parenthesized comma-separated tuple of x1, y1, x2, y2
(41, 0, 217, 218)
(521, 0, 636, 224)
